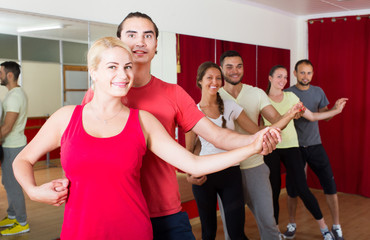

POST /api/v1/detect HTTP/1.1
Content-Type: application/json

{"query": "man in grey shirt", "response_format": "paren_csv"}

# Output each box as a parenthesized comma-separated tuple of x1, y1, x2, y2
(284, 59, 347, 240)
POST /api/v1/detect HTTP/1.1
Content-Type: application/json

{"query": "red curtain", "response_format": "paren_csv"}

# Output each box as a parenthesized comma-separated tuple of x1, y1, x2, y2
(176, 34, 215, 146)
(307, 15, 370, 197)
(177, 34, 216, 103)
(177, 35, 291, 102)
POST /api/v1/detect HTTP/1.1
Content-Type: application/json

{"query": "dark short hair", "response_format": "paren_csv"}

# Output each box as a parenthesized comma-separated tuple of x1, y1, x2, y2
(116, 12, 159, 39)
(1, 61, 21, 80)
(220, 50, 242, 67)
(294, 59, 313, 72)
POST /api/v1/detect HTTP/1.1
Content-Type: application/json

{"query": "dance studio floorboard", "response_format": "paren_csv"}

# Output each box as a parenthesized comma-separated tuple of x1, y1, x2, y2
(0, 163, 369, 240)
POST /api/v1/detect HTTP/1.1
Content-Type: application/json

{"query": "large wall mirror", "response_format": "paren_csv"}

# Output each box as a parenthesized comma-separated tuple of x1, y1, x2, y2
(0, 8, 177, 117)
(0, 8, 116, 116)
(0, 8, 290, 119)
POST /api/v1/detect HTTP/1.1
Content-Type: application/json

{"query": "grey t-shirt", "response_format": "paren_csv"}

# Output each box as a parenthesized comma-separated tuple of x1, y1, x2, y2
(285, 85, 329, 147)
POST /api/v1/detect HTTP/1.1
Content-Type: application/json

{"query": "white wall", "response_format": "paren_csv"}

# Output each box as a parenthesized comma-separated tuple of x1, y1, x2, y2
(1, 0, 302, 81)
(151, 31, 177, 84)
(22, 61, 62, 117)
(2, 1, 367, 88)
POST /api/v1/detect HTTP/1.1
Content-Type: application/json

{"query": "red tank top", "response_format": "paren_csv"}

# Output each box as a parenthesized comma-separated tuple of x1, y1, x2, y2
(60, 105, 152, 240)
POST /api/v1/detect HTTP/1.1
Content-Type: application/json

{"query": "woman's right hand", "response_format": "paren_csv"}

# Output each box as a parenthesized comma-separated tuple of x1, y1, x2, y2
(186, 174, 207, 186)
(253, 127, 281, 155)
(28, 178, 69, 206)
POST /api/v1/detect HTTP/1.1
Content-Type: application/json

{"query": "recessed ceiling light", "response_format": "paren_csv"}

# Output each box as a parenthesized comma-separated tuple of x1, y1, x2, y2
(17, 24, 64, 33)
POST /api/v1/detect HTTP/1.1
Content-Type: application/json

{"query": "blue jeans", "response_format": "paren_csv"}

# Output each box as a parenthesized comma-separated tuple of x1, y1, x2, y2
(151, 211, 195, 240)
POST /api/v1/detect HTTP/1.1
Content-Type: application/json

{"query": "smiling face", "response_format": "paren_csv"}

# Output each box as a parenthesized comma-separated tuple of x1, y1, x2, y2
(198, 67, 223, 96)
(91, 47, 134, 98)
(294, 63, 313, 87)
(220, 56, 244, 86)
(118, 17, 158, 65)
(269, 67, 288, 91)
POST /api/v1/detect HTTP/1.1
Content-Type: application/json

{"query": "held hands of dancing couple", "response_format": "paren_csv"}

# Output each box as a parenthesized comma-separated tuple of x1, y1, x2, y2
(12, 36, 284, 209)
(187, 126, 282, 184)
(187, 101, 304, 185)
(27, 126, 281, 207)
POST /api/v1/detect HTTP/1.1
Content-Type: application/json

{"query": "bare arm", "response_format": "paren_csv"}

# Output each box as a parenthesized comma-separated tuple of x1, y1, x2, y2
(235, 111, 261, 134)
(261, 105, 281, 124)
(262, 103, 303, 130)
(12, 106, 74, 206)
(185, 131, 207, 185)
(185, 131, 198, 153)
(0, 111, 19, 140)
(140, 111, 278, 177)
(303, 98, 348, 121)
(191, 117, 280, 153)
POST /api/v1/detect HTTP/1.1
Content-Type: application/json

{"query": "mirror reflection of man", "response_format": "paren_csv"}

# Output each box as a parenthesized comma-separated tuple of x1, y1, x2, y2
(0, 61, 29, 236)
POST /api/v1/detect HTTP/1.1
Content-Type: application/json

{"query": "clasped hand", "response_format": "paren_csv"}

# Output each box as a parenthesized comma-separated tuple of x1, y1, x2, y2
(29, 178, 69, 206)
(255, 127, 281, 155)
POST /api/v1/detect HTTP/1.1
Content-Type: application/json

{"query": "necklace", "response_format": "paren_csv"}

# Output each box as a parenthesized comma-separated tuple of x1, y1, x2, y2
(94, 106, 124, 124)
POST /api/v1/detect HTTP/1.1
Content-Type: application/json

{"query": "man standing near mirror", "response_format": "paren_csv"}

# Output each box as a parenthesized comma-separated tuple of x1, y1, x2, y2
(0, 61, 29, 236)
(82, 12, 281, 240)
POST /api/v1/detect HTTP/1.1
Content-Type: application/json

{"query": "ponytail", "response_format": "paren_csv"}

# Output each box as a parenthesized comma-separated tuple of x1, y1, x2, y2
(216, 92, 226, 128)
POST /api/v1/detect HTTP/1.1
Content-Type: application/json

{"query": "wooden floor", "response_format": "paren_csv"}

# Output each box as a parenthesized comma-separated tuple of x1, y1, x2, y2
(0, 165, 369, 240)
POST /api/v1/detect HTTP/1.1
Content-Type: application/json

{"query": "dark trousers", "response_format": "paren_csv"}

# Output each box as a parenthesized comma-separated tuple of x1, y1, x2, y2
(151, 211, 195, 240)
(192, 166, 247, 240)
(297, 144, 337, 194)
(264, 147, 323, 224)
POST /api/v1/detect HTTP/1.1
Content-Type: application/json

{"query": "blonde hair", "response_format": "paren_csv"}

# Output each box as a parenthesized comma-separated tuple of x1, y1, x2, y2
(87, 37, 132, 71)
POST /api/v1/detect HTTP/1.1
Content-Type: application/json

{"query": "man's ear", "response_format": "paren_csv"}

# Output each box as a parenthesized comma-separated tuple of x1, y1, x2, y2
(7, 71, 13, 80)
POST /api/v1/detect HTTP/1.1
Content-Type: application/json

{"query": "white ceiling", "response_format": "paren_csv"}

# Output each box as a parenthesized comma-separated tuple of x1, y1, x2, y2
(0, 8, 116, 43)
(0, 1, 369, 43)
(234, 0, 370, 16)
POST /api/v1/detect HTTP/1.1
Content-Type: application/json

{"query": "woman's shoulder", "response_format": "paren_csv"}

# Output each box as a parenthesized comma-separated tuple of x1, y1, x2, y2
(223, 99, 243, 118)
(56, 105, 77, 114)
(223, 99, 242, 109)
(284, 91, 299, 100)
(137, 109, 157, 124)
(49, 105, 77, 123)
